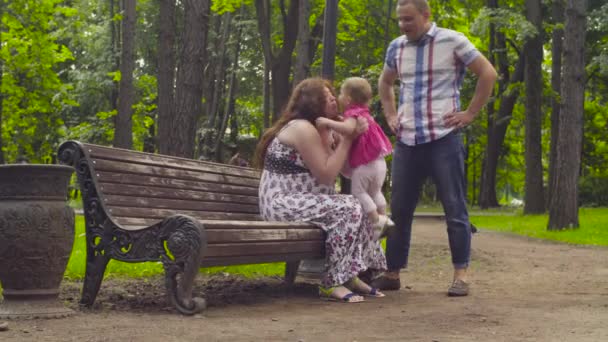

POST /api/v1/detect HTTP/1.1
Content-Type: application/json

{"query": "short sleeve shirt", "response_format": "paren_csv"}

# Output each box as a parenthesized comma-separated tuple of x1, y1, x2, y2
(384, 23, 480, 145)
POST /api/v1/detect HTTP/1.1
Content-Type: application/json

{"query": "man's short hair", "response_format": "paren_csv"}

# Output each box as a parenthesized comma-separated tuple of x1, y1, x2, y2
(397, 0, 430, 12)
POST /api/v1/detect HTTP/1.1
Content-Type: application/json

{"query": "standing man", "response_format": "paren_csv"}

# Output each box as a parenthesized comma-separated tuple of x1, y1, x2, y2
(372, 0, 497, 296)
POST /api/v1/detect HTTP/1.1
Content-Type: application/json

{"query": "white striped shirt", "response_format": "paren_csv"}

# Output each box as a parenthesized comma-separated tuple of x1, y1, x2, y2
(384, 23, 480, 145)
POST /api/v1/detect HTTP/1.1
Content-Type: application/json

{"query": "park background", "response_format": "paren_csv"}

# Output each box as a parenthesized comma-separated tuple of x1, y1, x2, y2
(0, 0, 606, 279)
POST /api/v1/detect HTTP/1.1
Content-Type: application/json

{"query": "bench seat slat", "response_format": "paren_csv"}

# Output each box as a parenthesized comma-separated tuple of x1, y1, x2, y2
(99, 183, 259, 205)
(103, 195, 260, 213)
(200, 254, 323, 267)
(92, 158, 260, 188)
(84, 144, 261, 179)
(205, 229, 323, 242)
(109, 207, 261, 222)
(204, 240, 323, 258)
(118, 217, 316, 229)
(96, 173, 258, 197)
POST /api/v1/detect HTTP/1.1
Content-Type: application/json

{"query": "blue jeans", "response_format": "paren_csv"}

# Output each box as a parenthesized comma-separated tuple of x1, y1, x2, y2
(387, 132, 471, 270)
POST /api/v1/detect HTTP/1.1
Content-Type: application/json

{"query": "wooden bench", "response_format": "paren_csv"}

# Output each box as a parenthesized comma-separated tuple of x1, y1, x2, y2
(57, 140, 325, 315)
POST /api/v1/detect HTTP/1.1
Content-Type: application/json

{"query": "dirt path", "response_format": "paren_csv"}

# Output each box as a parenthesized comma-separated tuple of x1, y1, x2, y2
(2, 218, 607, 341)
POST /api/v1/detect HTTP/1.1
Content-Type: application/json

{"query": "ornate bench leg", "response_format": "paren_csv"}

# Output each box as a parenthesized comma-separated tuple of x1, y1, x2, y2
(159, 215, 207, 315)
(285, 261, 301, 285)
(80, 248, 110, 308)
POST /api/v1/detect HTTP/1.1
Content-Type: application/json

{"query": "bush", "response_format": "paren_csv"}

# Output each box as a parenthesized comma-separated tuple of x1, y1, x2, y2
(579, 175, 608, 206)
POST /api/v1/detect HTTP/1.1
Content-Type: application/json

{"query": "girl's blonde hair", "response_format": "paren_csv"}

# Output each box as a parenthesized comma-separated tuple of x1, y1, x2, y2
(340, 77, 372, 105)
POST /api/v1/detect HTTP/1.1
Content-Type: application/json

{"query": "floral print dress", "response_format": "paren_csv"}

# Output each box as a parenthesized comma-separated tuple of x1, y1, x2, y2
(259, 138, 387, 287)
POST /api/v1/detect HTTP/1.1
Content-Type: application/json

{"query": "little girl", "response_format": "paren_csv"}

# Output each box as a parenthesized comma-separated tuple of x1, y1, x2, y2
(316, 77, 394, 239)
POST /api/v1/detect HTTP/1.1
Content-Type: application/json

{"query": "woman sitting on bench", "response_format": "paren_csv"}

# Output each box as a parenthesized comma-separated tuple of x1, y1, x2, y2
(254, 77, 387, 303)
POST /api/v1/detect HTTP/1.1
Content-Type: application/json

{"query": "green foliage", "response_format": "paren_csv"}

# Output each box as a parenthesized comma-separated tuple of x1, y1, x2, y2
(588, 3, 608, 75)
(1, 0, 77, 163)
(470, 7, 537, 43)
(211, 0, 253, 15)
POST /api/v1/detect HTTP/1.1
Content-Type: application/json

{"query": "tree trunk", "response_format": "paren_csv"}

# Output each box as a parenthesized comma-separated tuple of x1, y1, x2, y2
(548, 0, 587, 230)
(208, 12, 232, 130)
(171, 0, 209, 158)
(110, 0, 119, 112)
(157, 0, 176, 155)
(479, 0, 498, 208)
(114, 0, 136, 149)
(523, 0, 545, 214)
(293, 0, 311, 85)
(548, 0, 565, 208)
(214, 8, 244, 161)
(255, 0, 299, 121)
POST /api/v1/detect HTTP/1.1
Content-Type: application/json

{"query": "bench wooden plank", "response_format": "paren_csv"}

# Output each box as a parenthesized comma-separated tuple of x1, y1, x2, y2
(96, 171, 259, 196)
(103, 195, 260, 214)
(200, 254, 323, 267)
(204, 241, 323, 258)
(85, 144, 260, 179)
(92, 159, 260, 188)
(99, 183, 258, 205)
(108, 207, 262, 224)
(117, 217, 317, 230)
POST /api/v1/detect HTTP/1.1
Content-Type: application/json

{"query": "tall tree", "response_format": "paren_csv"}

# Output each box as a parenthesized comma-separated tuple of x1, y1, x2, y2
(548, 0, 588, 229)
(171, 0, 210, 158)
(158, 0, 177, 155)
(114, 0, 136, 149)
(293, 0, 311, 85)
(523, 0, 545, 214)
(547, 0, 565, 207)
(255, 0, 299, 121)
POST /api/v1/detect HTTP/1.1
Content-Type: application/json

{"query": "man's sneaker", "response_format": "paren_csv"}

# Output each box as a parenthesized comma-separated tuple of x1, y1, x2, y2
(447, 279, 469, 297)
(370, 275, 401, 291)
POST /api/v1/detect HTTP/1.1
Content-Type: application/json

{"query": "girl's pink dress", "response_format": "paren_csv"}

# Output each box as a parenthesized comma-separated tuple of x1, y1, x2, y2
(343, 104, 393, 168)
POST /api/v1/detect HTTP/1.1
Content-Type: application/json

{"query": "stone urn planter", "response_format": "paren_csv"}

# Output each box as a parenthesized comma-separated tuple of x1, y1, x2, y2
(0, 164, 75, 319)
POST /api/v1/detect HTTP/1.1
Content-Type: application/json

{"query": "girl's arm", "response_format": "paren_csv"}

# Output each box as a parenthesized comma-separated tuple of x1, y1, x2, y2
(316, 117, 357, 136)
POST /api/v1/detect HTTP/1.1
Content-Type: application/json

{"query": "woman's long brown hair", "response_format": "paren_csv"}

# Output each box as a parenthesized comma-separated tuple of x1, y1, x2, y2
(253, 77, 335, 168)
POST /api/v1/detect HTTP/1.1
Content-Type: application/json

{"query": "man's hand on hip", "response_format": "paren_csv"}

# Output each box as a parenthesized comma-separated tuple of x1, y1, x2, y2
(444, 110, 475, 129)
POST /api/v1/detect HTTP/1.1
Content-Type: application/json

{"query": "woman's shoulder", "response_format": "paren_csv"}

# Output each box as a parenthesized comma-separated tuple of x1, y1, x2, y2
(277, 119, 318, 146)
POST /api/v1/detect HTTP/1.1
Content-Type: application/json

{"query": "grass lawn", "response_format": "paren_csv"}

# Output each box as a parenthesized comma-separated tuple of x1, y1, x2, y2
(470, 207, 608, 246)
(65, 207, 607, 280)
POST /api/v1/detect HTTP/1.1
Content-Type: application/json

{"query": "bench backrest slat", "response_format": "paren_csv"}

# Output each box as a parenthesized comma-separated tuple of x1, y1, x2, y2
(86, 144, 260, 179)
(96, 171, 258, 196)
(108, 207, 262, 223)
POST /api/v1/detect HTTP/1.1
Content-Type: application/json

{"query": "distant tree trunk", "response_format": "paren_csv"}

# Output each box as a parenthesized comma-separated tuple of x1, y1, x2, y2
(479, 0, 499, 208)
(548, 0, 565, 207)
(255, 0, 299, 121)
(548, 0, 587, 230)
(0, 66, 3, 164)
(293, 0, 311, 85)
(263, 63, 271, 129)
(208, 12, 232, 130)
(114, 0, 136, 149)
(0, 3, 3, 164)
(384, 0, 393, 47)
(523, 0, 545, 214)
(214, 8, 244, 161)
(158, 0, 176, 155)
(171, 0, 209, 158)
(110, 0, 119, 111)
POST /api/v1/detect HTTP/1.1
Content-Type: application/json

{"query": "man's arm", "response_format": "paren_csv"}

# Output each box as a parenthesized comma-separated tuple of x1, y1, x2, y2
(378, 68, 399, 134)
(444, 54, 498, 128)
